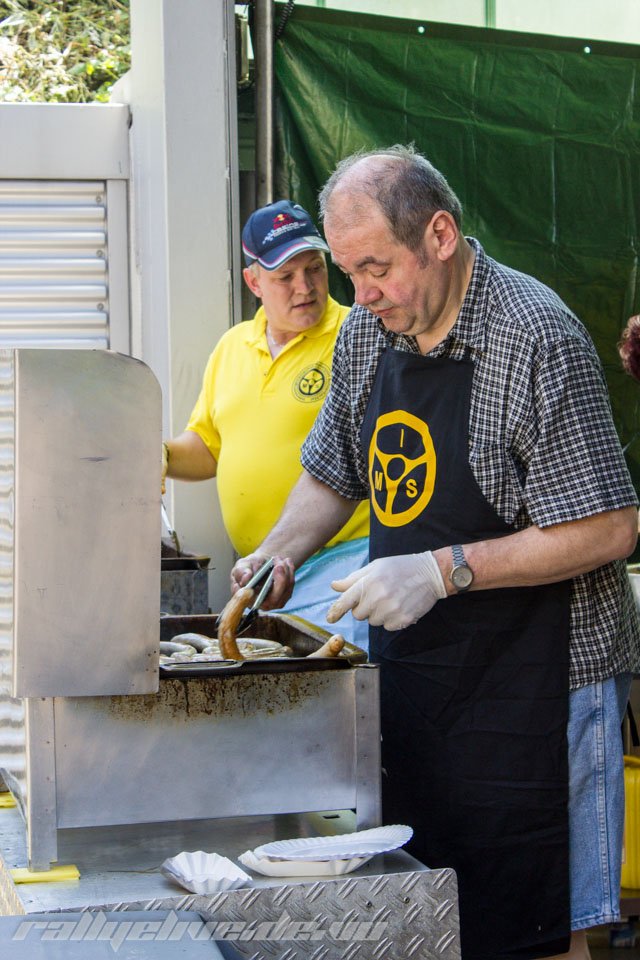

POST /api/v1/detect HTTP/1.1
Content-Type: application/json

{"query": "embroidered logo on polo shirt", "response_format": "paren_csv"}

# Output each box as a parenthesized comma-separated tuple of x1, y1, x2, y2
(293, 363, 330, 403)
(368, 410, 436, 527)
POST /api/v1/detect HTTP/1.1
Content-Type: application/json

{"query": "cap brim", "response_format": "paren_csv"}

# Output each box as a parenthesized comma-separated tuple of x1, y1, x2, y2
(244, 235, 329, 270)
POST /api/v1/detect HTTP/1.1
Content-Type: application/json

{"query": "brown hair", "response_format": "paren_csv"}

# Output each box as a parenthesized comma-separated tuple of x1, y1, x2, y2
(318, 144, 463, 255)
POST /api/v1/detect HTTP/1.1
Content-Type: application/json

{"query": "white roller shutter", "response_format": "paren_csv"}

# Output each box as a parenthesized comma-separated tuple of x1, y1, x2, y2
(0, 179, 124, 350)
(0, 105, 131, 793)
(0, 103, 131, 352)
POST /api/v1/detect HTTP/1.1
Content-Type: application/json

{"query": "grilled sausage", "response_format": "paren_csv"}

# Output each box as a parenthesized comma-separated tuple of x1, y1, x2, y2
(217, 585, 255, 660)
(168, 632, 211, 652)
(160, 641, 196, 656)
(307, 634, 345, 658)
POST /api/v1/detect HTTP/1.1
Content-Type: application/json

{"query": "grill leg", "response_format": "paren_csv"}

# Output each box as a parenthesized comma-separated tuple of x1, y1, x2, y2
(354, 664, 382, 829)
(25, 698, 58, 870)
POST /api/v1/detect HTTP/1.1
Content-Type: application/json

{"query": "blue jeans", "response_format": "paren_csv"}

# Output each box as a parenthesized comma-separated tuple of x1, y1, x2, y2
(568, 673, 633, 930)
(277, 537, 370, 652)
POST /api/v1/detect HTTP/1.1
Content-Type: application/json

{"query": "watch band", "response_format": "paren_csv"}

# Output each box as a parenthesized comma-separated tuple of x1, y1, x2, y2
(450, 543, 473, 592)
(452, 543, 466, 567)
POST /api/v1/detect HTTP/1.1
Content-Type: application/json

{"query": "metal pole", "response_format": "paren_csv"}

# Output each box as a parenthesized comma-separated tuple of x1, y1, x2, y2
(485, 0, 496, 29)
(254, 0, 274, 207)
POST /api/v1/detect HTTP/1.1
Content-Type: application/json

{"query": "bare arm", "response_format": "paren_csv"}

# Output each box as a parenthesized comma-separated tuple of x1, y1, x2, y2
(435, 506, 638, 593)
(231, 470, 358, 607)
(165, 430, 217, 481)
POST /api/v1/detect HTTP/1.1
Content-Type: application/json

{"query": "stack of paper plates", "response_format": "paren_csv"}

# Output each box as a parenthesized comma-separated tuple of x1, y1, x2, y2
(239, 825, 413, 878)
(161, 851, 251, 895)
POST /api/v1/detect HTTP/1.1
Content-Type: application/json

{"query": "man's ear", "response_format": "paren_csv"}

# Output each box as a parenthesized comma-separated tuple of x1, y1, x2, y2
(428, 211, 459, 262)
(243, 266, 262, 298)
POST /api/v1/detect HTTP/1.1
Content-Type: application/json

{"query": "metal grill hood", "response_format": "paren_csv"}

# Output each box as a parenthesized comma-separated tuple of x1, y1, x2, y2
(2, 349, 161, 698)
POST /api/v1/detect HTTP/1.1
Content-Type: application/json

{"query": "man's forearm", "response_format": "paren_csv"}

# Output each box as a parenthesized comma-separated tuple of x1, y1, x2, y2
(165, 430, 217, 481)
(434, 506, 638, 594)
(259, 470, 359, 569)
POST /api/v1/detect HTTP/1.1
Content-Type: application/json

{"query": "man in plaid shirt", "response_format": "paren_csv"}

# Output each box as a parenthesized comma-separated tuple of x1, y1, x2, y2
(233, 146, 639, 960)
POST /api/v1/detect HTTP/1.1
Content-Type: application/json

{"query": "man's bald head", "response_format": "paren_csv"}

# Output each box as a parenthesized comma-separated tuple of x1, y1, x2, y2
(319, 145, 462, 257)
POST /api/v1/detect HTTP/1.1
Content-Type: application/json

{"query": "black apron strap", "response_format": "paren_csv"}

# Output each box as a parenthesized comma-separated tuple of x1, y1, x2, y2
(626, 699, 640, 747)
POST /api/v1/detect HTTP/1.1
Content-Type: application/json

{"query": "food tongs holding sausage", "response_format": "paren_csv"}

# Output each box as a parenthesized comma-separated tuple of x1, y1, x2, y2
(216, 558, 276, 659)
(235, 557, 276, 635)
(216, 557, 346, 661)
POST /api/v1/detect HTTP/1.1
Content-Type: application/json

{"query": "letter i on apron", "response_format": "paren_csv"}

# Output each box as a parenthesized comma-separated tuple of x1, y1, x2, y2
(360, 347, 571, 960)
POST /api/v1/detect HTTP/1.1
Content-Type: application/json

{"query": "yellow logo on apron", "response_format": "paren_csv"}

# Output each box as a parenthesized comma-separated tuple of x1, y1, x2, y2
(368, 410, 436, 527)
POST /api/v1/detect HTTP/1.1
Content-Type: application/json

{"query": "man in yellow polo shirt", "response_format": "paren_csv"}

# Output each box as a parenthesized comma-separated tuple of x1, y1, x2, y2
(163, 200, 369, 648)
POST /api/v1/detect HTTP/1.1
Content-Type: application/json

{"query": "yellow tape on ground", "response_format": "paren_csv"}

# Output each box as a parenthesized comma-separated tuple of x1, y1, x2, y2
(0, 793, 16, 808)
(10, 864, 80, 884)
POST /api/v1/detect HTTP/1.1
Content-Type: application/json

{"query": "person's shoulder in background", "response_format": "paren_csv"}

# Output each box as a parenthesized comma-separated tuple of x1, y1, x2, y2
(619, 314, 640, 382)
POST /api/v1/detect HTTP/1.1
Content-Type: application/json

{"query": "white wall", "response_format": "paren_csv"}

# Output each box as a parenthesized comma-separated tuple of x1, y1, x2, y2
(127, 0, 240, 611)
(299, 0, 640, 44)
(300, 0, 484, 26)
(497, 1, 640, 43)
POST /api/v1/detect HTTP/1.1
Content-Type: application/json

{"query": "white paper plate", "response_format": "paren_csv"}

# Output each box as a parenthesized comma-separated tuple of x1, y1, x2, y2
(253, 825, 413, 862)
(238, 850, 372, 877)
(161, 850, 251, 895)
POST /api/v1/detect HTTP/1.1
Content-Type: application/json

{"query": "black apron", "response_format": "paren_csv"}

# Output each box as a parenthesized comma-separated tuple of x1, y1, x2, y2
(361, 348, 571, 960)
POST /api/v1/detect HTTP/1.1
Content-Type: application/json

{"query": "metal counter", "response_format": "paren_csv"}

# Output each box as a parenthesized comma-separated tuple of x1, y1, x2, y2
(0, 912, 240, 959)
(0, 807, 460, 959)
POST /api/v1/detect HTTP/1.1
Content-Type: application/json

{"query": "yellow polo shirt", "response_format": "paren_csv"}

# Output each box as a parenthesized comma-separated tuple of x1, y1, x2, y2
(186, 296, 369, 556)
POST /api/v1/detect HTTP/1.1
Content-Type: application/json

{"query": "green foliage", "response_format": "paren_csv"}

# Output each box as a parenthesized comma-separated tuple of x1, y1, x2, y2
(0, 0, 130, 102)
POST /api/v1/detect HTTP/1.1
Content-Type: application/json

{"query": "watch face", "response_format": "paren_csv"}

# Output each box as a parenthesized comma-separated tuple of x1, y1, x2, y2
(451, 564, 473, 590)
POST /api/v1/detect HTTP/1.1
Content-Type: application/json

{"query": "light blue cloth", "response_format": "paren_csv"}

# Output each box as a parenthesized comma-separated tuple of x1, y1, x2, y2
(275, 536, 370, 653)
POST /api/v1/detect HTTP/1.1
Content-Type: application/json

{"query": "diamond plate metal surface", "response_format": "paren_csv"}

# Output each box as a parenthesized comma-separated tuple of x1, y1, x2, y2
(96, 869, 460, 960)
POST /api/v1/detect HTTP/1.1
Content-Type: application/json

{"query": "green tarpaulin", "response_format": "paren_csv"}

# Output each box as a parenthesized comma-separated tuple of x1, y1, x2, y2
(274, 4, 640, 497)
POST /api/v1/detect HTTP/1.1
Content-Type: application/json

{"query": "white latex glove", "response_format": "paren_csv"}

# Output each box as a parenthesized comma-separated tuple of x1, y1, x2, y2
(327, 551, 447, 632)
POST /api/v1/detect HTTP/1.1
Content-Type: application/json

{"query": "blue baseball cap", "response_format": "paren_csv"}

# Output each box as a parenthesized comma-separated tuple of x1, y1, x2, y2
(242, 199, 329, 270)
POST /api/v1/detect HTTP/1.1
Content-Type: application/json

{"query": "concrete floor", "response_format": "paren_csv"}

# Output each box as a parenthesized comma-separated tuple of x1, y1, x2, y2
(587, 924, 639, 957)
(590, 950, 639, 959)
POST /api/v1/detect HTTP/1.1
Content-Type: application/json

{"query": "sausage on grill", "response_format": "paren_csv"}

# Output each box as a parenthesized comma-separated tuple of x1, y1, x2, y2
(217, 585, 255, 660)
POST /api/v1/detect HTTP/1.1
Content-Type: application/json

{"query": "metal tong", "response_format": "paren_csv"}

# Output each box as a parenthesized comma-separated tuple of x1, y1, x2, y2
(161, 500, 181, 556)
(236, 557, 276, 635)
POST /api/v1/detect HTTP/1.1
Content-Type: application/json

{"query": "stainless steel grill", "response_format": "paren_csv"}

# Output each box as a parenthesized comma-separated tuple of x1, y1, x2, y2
(0, 349, 380, 871)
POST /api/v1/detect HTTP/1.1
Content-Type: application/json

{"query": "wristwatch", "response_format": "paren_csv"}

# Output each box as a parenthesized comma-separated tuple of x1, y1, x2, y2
(449, 544, 473, 592)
